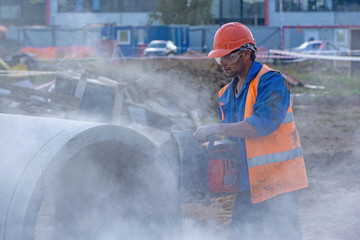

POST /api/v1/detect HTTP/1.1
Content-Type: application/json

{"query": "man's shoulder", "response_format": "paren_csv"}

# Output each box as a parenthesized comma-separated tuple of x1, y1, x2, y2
(219, 83, 230, 97)
(257, 70, 289, 93)
(260, 68, 285, 82)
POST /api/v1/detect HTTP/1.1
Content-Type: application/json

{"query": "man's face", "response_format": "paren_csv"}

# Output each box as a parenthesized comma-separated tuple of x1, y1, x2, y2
(216, 49, 247, 78)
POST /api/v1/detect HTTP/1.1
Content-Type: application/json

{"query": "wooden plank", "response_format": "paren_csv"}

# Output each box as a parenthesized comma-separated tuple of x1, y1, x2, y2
(0, 82, 80, 119)
(66, 77, 87, 119)
(111, 84, 124, 125)
(97, 76, 126, 87)
(0, 93, 79, 112)
(0, 82, 80, 107)
(73, 78, 87, 100)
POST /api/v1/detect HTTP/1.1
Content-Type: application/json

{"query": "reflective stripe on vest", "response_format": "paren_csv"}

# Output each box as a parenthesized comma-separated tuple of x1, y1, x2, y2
(244, 64, 308, 204)
(248, 146, 303, 168)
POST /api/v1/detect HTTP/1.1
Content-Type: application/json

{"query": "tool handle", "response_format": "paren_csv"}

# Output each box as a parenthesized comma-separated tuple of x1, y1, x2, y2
(207, 136, 215, 152)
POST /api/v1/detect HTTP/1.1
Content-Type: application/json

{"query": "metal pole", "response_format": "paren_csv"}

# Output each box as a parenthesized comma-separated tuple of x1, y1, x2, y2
(280, 0, 284, 49)
(240, 0, 243, 23)
(220, 0, 223, 23)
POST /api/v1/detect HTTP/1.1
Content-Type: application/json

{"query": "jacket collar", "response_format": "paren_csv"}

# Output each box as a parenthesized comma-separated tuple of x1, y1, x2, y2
(219, 61, 263, 102)
(244, 61, 263, 86)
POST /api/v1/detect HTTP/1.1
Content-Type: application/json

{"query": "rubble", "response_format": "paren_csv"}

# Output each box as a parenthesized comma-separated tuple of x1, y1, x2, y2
(0, 57, 359, 240)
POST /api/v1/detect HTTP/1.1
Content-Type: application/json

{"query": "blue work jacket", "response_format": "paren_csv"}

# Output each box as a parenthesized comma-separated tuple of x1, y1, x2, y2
(217, 61, 290, 191)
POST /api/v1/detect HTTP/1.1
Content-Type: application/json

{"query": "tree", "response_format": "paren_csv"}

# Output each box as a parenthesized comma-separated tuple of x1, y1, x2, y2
(149, 0, 214, 25)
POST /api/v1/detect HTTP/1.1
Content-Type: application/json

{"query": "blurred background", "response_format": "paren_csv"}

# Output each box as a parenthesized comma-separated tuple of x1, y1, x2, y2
(0, 1, 360, 240)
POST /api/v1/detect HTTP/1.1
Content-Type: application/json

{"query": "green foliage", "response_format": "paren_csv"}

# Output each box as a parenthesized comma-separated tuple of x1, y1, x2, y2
(148, 0, 214, 25)
(269, 61, 360, 96)
(339, 75, 360, 95)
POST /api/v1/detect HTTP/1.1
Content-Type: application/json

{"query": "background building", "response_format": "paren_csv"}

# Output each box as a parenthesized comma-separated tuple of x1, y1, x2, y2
(0, 0, 359, 51)
(0, 0, 47, 25)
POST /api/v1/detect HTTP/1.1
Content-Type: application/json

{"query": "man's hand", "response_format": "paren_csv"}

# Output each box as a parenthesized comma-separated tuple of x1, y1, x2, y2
(193, 121, 257, 142)
(193, 125, 219, 142)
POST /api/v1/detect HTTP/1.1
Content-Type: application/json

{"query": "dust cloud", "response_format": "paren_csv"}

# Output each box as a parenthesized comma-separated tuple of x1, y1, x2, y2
(29, 58, 220, 240)
(301, 150, 360, 240)
(3, 16, 360, 239)
(1, 52, 224, 239)
(34, 134, 181, 240)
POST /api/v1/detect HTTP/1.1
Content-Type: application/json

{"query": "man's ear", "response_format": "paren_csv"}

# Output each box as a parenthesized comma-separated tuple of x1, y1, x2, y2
(243, 49, 252, 60)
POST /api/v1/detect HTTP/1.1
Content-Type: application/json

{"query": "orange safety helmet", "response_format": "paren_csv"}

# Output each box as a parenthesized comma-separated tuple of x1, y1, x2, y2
(208, 22, 256, 58)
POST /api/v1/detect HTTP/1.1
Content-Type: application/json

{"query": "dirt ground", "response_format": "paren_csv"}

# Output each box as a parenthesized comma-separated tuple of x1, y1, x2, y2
(106, 58, 360, 240)
(38, 57, 360, 239)
(180, 102, 360, 240)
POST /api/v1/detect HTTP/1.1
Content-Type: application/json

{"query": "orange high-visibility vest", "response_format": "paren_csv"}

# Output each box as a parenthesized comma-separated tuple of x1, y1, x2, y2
(218, 64, 308, 204)
(244, 64, 308, 203)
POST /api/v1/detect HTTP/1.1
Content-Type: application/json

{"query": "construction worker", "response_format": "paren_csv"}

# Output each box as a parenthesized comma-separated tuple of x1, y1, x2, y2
(193, 22, 308, 240)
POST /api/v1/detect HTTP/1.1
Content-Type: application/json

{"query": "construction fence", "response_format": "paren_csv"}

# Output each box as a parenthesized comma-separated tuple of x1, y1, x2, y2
(7, 26, 102, 59)
(5, 25, 282, 60)
(4, 25, 360, 75)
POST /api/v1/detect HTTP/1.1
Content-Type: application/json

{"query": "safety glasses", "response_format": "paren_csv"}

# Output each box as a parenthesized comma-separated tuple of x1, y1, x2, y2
(215, 49, 243, 65)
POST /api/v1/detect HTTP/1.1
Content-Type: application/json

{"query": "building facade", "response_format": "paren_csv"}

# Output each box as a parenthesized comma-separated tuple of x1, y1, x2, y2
(0, 0, 46, 25)
(2, 0, 359, 27)
(51, 0, 156, 26)
(0, 0, 359, 49)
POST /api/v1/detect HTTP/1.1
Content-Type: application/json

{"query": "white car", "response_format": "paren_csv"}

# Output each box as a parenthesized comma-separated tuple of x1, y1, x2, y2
(143, 40, 177, 57)
(274, 40, 350, 64)
(292, 40, 347, 55)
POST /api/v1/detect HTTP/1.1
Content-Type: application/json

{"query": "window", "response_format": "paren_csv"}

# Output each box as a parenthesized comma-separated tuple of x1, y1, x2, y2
(23, 0, 46, 25)
(0, 0, 46, 25)
(335, 29, 347, 45)
(274, 0, 357, 11)
(137, 29, 145, 45)
(183, 28, 187, 44)
(58, 0, 76, 12)
(215, 0, 265, 25)
(122, 0, 137, 11)
(93, 0, 100, 11)
(333, 0, 360, 11)
(221, 0, 241, 19)
(149, 42, 167, 48)
(57, 0, 156, 13)
(117, 30, 130, 45)
(101, 1, 121, 12)
(121, 0, 156, 12)
(83, 0, 94, 11)
(0, 5, 20, 19)
(91, 0, 156, 12)
(243, 0, 265, 23)
(1, 0, 19, 4)
(0, 0, 20, 21)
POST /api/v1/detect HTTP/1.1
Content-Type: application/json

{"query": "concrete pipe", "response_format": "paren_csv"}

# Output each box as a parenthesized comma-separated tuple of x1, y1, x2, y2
(0, 113, 181, 240)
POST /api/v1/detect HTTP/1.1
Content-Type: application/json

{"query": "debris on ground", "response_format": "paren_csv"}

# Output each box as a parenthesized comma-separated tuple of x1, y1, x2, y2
(0, 58, 359, 240)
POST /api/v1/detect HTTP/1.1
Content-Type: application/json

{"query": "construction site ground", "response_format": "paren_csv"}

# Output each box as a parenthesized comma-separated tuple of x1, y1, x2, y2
(140, 58, 360, 240)
(108, 58, 360, 240)
(15, 57, 360, 239)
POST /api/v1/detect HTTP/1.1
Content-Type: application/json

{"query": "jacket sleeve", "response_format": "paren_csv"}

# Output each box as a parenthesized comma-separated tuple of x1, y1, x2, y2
(245, 71, 290, 137)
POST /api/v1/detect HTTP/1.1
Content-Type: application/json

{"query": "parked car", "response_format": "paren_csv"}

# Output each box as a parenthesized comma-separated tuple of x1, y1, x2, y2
(273, 40, 349, 64)
(292, 40, 349, 54)
(143, 40, 177, 57)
